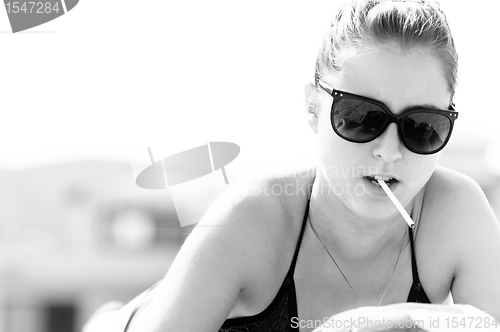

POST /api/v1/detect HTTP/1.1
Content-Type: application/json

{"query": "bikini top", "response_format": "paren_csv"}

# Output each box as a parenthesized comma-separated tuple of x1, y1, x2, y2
(123, 189, 430, 332)
(219, 190, 430, 332)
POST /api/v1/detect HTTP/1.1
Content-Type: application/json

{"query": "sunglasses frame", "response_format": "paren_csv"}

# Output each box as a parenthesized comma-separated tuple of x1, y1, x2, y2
(317, 80, 459, 155)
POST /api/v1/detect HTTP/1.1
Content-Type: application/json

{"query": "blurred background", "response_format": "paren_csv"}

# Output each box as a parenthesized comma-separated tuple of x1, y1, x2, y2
(1, 0, 499, 331)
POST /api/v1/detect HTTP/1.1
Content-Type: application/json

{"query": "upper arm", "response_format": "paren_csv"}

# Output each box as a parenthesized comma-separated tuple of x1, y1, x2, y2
(431, 169, 500, 320)
(125, 178, 285, 332)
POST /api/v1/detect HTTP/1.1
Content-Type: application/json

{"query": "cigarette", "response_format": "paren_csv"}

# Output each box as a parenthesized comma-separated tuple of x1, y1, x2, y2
(377, 179, 415, 228)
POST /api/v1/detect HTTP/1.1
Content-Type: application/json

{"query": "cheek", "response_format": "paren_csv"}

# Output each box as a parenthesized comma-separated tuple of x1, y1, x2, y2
(316, 105, 332, 137)
(405, 153, 440, 185)
(316, 110, 340, 156)
(316, 116, 368, 176)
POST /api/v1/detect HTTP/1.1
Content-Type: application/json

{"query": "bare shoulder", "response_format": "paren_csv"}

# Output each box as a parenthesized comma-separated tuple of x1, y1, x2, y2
(135, 169, 314, 331)
(419, 166, 498, 247)
(423, 166, 496, 229)
(182, 167, 315, 289)
(194, 167, 312, 245)
(205, 166, 315, 233)
(184, 172, 288, 271)
(427, 165, 485, 195)
(417, 166, 500, 310)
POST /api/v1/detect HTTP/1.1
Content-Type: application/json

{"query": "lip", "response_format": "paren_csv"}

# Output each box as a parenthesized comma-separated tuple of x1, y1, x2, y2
(365, 173, 399, 182)
(362, 176, 400, 197)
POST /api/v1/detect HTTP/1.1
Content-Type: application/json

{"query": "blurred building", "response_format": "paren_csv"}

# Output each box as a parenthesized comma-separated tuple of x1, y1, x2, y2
(0, 160, 194, 332)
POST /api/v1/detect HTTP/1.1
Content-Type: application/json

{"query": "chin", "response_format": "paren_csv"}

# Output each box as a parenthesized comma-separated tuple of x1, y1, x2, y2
(348, 198, 399, 223)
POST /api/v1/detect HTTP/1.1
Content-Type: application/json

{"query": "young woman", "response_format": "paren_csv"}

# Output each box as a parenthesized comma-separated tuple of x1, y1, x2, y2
(84, 1, 500, 331)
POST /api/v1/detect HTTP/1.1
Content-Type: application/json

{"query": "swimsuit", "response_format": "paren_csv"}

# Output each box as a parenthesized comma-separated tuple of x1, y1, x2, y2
(219, 188, 430, 332)
(124, 188, 430, 332)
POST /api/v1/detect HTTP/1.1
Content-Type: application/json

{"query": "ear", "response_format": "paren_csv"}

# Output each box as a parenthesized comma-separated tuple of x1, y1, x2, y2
(304, 83, 319, 134)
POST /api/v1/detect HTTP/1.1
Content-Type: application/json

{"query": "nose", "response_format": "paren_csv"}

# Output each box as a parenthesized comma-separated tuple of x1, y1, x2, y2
(372, 123, 403, 163)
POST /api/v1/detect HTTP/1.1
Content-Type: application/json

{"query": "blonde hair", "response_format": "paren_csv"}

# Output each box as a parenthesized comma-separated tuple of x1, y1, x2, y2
(316, 0, 458, 94)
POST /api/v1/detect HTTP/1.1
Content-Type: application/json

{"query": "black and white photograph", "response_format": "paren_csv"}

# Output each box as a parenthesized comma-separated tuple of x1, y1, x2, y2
(1, 1, 500, 331)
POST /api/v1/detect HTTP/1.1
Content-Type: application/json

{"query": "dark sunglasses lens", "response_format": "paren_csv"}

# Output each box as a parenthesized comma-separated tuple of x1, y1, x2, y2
(332, 99, 386, 142)
(403, 113, 451, 153)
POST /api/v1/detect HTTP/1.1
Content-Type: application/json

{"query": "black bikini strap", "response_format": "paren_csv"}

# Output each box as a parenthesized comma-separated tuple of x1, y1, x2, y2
(407, 225, 432, 303)
(408, 226, 420, 284)
(289, 199, 310, 273)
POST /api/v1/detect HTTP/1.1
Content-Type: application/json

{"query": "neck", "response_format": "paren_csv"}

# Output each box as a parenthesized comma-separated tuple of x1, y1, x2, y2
(309, 176, 411, 264)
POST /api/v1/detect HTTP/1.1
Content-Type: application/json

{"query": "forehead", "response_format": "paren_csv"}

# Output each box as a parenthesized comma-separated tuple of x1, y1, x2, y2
(328, 44, 451, 112)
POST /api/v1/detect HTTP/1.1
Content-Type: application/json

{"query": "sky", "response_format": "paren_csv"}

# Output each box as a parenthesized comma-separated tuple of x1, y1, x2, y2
(1, 0, 499, 175)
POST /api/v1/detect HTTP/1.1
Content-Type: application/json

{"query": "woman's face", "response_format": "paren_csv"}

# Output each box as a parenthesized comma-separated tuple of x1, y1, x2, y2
(311, 44, 452, 221)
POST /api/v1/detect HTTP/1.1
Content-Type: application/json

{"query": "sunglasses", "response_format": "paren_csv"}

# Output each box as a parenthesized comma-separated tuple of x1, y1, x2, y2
(317, 80, 459, 155)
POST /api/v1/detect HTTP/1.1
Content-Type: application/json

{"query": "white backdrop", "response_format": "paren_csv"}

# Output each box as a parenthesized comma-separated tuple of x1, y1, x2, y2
(1, 0, 499, 174)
